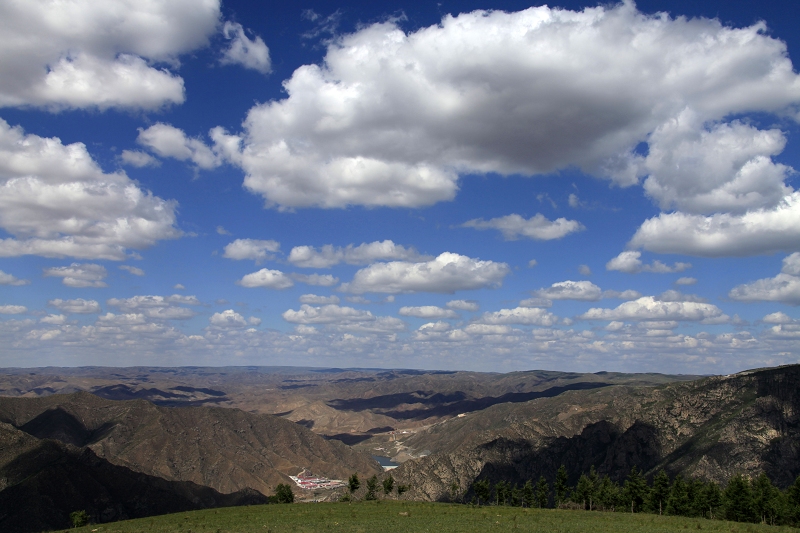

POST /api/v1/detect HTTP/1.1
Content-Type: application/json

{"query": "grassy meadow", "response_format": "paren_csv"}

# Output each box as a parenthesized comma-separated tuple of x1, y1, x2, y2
(61, 501, 799, 533)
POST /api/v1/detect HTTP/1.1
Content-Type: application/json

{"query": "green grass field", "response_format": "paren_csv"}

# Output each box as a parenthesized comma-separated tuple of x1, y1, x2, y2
(60, 502, 799, 533)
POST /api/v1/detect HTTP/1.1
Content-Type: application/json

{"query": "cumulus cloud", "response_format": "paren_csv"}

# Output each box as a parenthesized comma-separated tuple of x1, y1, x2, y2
(340, 252, 510, 294)
(535, 280, 603, 301)
(220, 22, 271, 74)
(676, 277, 697, 286)
(0, 305, 27, 314)
(210, 3, 800, 211)
(237, 269, 294, 290)
(209, 309, 248, 328)
(299, 294, 340, 305)
(629, 193, 800, 257)
(288, 240, 428, 268)
(578, 265, 592, 276)
(399, 306, 459, 319)
(461, 214, 583, 241)
(519, 297, 552, 308)
(291, 273, 339, 286)
(223, 239, 280, 262)
(579, 296, 726, 322)
(606, 251, 691, 274)
(137, 123, 220, 169)
(120, 150, 159, 168)
(0, 120, 180, 260)
(446, 300, 479, 312)
(107, 294, 199, 319)
(602, 290, 643, 300)
(0, 270, 28, 286)
(478, 307, 558, 326)
(0, 0, 220, 110)
(763, 312, 793, 324)
(40, 314, 66, 325)
(282, 304, 374, 324)
(119, 265, 144, 276)
(656, 290, 706, 303)
(49, 298, 101, 314)
(44, 263, 107, 288)
(729, 253, 800, 304)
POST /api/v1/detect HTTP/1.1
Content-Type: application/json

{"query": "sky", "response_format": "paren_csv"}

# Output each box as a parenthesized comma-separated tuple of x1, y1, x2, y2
(2, 0, 800, 374)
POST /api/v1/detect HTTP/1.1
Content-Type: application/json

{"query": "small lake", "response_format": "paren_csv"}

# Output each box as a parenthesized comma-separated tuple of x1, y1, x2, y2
(372, 455, 400, 469)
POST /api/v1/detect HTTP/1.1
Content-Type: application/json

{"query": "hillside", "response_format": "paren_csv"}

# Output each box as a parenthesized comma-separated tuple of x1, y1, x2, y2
(0, 392, 382, 496)
(390, 365, 800, 501)
(0, 423, 266, 533)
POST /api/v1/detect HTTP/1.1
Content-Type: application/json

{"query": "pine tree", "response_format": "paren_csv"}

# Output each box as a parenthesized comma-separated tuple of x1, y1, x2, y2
(522, 479, 534, 508)
(365, 475, 378, 500)
(382, 474, 394, 495)
(348, 473, 360, 495)
(648, 470, 670, 515)
(622, 466, 648, 513)
(555, 465, 569, 507)
(723, 474, 756, 523)
(752, 473, 781, 525)
(536, 476, 549, 509)
(575, 474, 593, 510)
(473, 478, 491, 506)
(596, 475, 619, 511)
(703, 481, 723, 520)
(666, 475, 690, 516)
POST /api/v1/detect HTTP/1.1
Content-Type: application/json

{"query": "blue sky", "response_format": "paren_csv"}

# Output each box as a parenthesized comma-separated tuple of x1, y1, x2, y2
(2, 0, 800, 373)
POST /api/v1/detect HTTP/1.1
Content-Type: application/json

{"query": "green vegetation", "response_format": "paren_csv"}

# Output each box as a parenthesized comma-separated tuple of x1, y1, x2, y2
(274, 483, 294, 504)
(58, 501, 799, 533)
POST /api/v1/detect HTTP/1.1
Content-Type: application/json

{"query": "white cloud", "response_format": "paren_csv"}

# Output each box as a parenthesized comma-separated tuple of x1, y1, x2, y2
(0, 0, 220, 110)
(341, 252, 510, 294)
(579, 296, 726, 322)
(220, 22, 271, 74)
(578, 265, 592, 276)
(656, 290, 706, 303)
(291, 273, 339, 287)
(602, 290, 643, 300)
(729, 253, 800, 304)
(478, 307, 558, 326)
(336, 316, 406, 334)
(137, 123, 220, 169)
(464, 324, 513, 335)
(461, 214, 583, 241)
(527, 259, 538, 268)
(299, 294, 340, 305)
(282, 304, 375, 324)
(535, 280, 603, 301)
(763, 312, 793, 324)
(0, 305, 27, 314)
(446, 300, 479, 312)
(629, 193, 800, 257)
(0, 270, 28, 286)
(120, 150, 160, 168)
(223, 239, 280, 262)
(676, 277, 697, 286)
(0, 120, 180, 260)
(173, 284, 186, 290)
(288, 240, 428, 268)
(107, 294, 199, 319)
(519, 297, 552, 308)
(49, 298, 101, 314)
(237, 269, 294, 290)
(216, 226, 231, 235)
(209, 309, 248, 328)
(40, 314, 66, 325)
(399, 306, 459, 319)
(44, 263, 107, 288)
(606, 251, 691, 274)
(97, 312, 147, 326)
(212, 3, 800, 210)
(119, 265, 145, 276)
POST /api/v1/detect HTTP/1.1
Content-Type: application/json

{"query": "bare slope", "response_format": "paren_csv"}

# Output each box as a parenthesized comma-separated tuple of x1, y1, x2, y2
(390, 365, 800, 501)
(0, 392, 382, 496)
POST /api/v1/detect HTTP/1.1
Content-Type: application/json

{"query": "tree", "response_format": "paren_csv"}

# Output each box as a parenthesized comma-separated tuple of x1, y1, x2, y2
(555, 465, 570, 507)
(348, 473, 360, 495)
(752, 473, 781, 525)
(622, 466, 648, 513)
(365, 475, 378, 500)
(450, 480, 461, 503)
(574, 474, 594, 510)
(648, 470, 670, 515)
(666, 475, 690, 516)
(473, 478, 491, 506)
(703, 481, 723, 520)
(70, 510, 89, 528)
(494, 480, 509, 506)
(275, 483, 295, 503)
(397, 484, 409, 496)
(723, 474, 756, 523)
(382, 474, 395, 495)
(596, 475, 619, 511)
(536, 476, 549, 509)
(522, 479, 534, 508)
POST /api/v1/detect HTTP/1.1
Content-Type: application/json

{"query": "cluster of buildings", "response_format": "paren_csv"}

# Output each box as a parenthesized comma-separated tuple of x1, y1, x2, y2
(288, 471, 346, 490)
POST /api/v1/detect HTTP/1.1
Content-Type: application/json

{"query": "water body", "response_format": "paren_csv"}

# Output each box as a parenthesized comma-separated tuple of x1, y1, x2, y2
(372, 455, 399, 470)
